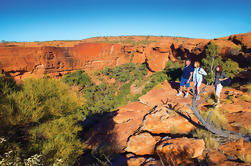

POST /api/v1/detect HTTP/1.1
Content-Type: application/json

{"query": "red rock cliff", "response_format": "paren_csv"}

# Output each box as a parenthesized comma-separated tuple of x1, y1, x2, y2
(0, 32, 250, 79)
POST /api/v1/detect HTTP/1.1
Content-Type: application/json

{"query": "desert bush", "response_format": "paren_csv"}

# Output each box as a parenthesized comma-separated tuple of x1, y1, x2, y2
(0, 77, 85, 165)
(221, 59, 243, 79)
(62, 70, 92, 88)
(63, 64, 148, 116)
(82, 82, 117, 114)
(141, 71, 167, 94)
(0, 76, 18, 95)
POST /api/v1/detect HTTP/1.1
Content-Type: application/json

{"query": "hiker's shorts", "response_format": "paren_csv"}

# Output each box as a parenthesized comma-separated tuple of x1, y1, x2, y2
(215, 83, 223, 97)
(180, 77, 190, 88)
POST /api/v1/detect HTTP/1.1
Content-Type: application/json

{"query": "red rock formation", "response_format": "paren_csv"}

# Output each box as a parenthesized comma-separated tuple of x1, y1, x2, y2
(125, 132, 156, 155)
(0, 32, 250, 79)
(219, 139, 251, 163)
(156, 137, 205, 165)
(229, 31, 251, 51)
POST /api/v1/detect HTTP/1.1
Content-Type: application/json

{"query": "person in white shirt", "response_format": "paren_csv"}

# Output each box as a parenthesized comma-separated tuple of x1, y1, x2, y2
(193, 61, 207, 100)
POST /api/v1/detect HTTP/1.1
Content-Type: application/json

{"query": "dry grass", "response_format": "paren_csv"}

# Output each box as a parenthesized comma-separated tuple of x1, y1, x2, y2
(245, 84, 251, 93)
(192, 108, 229, 150)
(240, 95, 250, 102)
(238, 153, 250, 163)
(200, 108, 228, 129)
(193, 128, 219, 150)
(239, 124, 251, 136)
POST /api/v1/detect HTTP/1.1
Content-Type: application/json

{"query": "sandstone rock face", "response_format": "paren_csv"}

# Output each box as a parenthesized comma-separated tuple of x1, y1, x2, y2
(229, 31, 251, 51)
(125, 132, 156, 155)
(1, 32, 250, 78)
(141, 108, 195, 134)
(219, 139, 251, 164)
(139, 85, 172, 107)
(205, 150, 249, 166)
(156, 137, 205, 165)
(113, 102, 150, 124)
(207, 150, 227, 165)
(144, 44, 171, 72)
(0, 42, 174, 79)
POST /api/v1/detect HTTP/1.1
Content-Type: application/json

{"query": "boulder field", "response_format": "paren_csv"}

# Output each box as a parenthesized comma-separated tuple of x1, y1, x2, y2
(83, 81, 251, 165)
(0, 32, 250, 80)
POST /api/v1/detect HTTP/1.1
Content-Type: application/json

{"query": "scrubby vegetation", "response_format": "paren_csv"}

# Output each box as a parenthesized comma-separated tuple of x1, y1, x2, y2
(62, 63, 168, 117)
(202, 42, 243, 84)
(0, 76, 85, 165)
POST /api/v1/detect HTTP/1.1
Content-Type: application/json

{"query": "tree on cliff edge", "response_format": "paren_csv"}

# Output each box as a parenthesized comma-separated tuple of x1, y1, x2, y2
(202, 42, 243, 84)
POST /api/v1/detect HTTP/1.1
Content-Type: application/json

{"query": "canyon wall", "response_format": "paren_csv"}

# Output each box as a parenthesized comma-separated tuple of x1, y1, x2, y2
(0, 32, 250, 80)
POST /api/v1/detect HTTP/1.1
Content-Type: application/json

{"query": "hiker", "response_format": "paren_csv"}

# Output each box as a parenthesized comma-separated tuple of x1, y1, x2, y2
(176, 59, 194, 98)
(214, 65, 228, 105)
(193, 61, 207, 100)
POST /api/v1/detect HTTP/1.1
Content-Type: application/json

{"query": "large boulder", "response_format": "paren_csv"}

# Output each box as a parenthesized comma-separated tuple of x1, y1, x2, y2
(139, 82, 174, 107)
(141, 107, 195, 134)
(156, 137, 205, 165)
(125, 132, 156, 155)
(113, 102, 150, 124)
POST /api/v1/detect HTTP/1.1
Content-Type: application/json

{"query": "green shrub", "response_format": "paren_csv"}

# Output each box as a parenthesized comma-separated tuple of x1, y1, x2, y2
(221, 59, 243, 79)
(0, 78, 85, 165)
(141, 71, 167, 94)
(62, 70, 92, 88)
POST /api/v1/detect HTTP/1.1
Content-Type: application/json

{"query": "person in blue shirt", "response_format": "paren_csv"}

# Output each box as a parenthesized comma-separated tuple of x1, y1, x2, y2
(193, 61, 207, 100)
(176, 59, 194, 98)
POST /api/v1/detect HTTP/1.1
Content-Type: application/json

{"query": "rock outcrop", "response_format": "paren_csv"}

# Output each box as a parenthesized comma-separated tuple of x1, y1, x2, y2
(141, 108, 195, 134)
(156, 137, 205, 165)
(125, 132, 156, 155)
(83, 80, 251, 165)
(1, 32, 250, 80)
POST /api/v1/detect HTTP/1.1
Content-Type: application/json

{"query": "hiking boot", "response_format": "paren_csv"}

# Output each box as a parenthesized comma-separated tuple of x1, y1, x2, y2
(184, 93, 189, 98)
(176, 91, 182, 96)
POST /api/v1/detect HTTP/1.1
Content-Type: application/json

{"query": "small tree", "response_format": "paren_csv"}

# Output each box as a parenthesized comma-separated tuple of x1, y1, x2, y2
(202, 42, 222, 84)
(202, 42, 243, 84)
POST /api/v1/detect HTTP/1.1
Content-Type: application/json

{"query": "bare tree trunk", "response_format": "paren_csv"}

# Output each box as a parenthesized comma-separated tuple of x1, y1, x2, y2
(187, 86, 250, 142)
